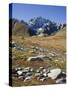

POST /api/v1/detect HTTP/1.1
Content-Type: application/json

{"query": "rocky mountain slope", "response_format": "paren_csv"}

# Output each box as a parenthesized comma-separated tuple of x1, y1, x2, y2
(10, 17, 66, 37)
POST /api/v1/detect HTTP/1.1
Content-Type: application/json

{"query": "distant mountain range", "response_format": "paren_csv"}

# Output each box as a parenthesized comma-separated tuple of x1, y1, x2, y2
(9, 17, 66, 37)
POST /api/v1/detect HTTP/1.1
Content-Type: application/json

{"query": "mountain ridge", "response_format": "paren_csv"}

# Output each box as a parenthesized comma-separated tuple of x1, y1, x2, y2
(10, 17, 66, 37)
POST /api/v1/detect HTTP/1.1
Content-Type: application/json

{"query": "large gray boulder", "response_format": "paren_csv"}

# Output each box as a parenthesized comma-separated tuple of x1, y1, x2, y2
(48, 68, 61, 79)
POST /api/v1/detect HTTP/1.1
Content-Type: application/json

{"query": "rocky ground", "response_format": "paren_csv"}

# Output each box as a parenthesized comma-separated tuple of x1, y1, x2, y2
(10, 28, 66, 86)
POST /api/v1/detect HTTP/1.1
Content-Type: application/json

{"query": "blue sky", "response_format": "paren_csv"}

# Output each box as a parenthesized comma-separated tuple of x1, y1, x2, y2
(10, 3, 66, 24)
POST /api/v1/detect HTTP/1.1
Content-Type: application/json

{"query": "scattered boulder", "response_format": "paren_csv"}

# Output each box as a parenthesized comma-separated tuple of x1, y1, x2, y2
(24, 76, 32, 82)
(27, 55, 46, 61)
(37, 74, 48, 81)
(25, 72, 32, 77)
(35, 72, 41, 77)
(18, 76, 25, 81)
(55, 72, 66, 84)
(56, 78, 66, 84)
(39, 77, 46, 81)
(56, 72, 66, 79)
(48, 52, 56, 57)
(12, 67, 66, 83)
(42, 69, 47, 73)
(48, 68, 61, 79)
(43, 73, 47, 77)
(17, 70, 23, 76)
